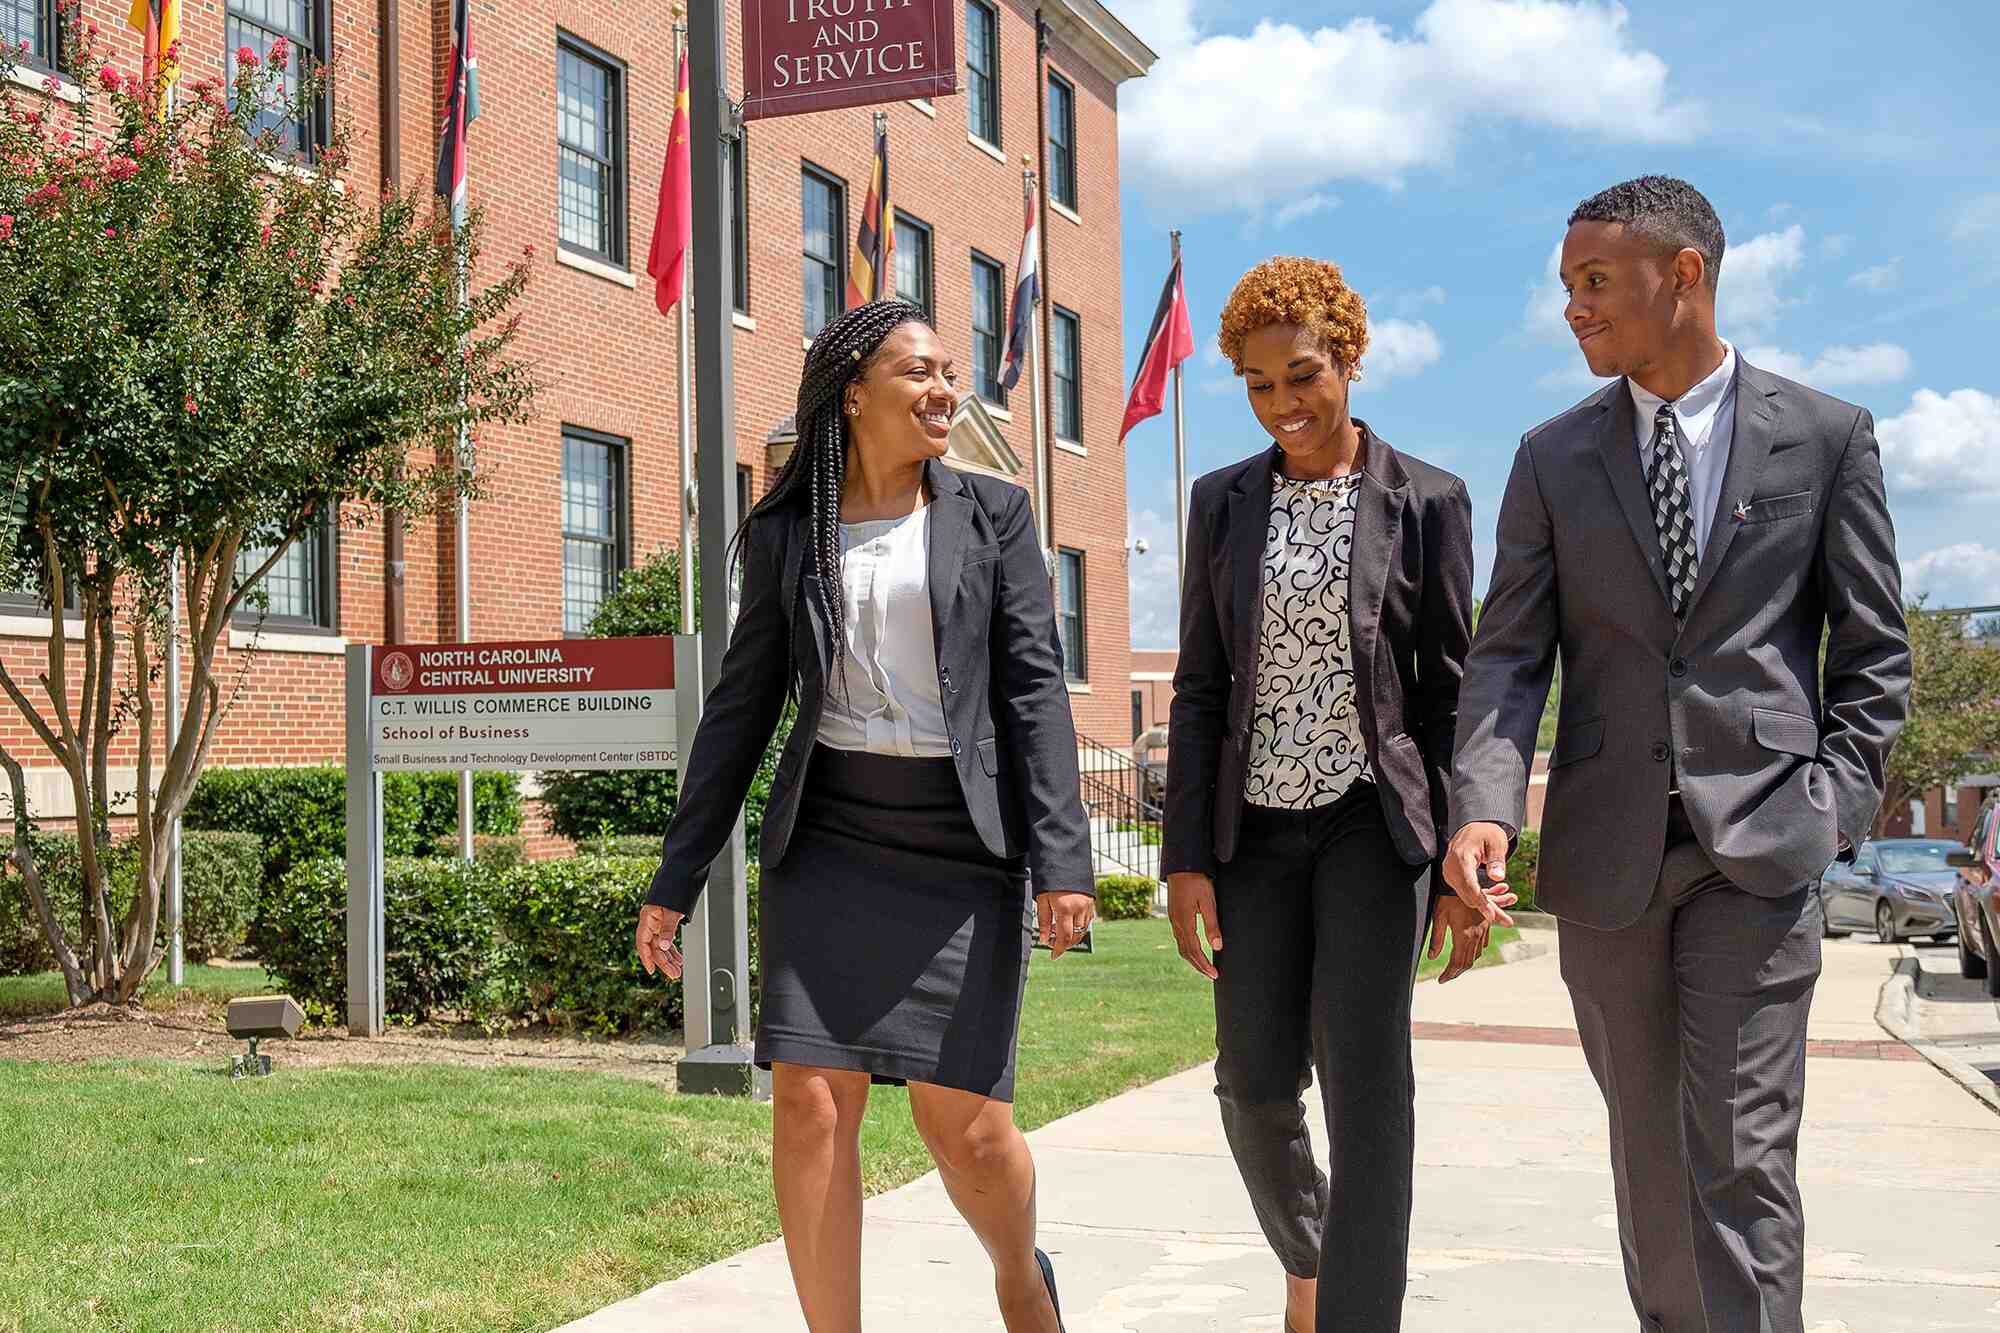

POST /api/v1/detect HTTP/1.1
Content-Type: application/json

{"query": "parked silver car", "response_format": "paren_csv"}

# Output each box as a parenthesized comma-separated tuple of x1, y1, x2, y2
(1818, 839, 1962, 944)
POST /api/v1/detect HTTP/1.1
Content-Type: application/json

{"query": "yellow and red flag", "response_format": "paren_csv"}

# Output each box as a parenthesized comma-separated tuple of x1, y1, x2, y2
(846, 114, 892, 308)
(647, 51, 693, 318)
(126, 0, 182, 92)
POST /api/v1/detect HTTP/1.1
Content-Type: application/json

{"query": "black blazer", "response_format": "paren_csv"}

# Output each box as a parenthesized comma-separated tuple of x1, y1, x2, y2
(1163, 424, 1475, 880)
(645, 459, 1095, 915)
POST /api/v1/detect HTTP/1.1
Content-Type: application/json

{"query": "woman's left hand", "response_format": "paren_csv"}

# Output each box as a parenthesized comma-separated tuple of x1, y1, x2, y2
(1036, 891, 1096, 959)
(1427, 894, 1492, 984)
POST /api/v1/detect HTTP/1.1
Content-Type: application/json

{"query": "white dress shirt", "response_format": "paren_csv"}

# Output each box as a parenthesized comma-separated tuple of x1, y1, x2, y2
(815, 508, 954, 758)
(1628, 341, 1738, 559)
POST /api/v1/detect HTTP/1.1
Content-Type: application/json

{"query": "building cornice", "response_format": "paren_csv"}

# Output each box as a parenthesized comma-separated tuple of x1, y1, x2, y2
(1042, 0, 1159, 85)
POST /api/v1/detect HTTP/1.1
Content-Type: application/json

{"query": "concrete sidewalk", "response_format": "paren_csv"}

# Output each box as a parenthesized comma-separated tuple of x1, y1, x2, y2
(559, 934, 2000, 1332)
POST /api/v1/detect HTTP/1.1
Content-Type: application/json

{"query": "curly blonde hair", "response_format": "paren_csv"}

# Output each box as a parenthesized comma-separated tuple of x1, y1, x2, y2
(1217, 256, 1369, 381)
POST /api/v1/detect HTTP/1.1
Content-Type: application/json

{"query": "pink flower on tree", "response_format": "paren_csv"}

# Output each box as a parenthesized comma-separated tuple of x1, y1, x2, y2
(268, 37, 289, 70)
(99, 66, 121, 93)
(236, 46, 259, 70)
(41, 75, 59, 95)
(103, 227, 116, 238)
(184, 396, 198, 416)
(260, 224, 272, 243)
(105, 155, 138, 181)
(0, 215, 14, 241)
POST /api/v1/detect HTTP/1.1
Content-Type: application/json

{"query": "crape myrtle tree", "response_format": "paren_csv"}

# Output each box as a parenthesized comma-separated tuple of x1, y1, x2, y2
(0, 12, 537, 1005)
(1874, 604, 2000, 838)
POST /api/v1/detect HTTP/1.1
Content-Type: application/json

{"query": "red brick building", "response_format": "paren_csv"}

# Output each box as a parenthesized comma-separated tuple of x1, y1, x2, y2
(0, 0, 1156, 835)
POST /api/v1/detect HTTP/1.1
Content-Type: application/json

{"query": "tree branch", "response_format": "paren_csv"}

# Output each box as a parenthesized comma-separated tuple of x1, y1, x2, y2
(1, 743, 88, 1006)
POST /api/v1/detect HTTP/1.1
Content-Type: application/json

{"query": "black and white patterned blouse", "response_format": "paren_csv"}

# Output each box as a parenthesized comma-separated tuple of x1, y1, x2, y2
(1244, 471, 1371, 809)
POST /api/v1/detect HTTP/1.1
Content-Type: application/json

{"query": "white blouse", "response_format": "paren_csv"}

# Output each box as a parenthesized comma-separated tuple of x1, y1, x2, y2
(814, 507, 954, 758)
(1244, 472, 1372, 809)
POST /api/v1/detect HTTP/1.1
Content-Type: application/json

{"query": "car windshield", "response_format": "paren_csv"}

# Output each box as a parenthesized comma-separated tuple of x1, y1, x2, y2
(1876, 844, 1957, 873)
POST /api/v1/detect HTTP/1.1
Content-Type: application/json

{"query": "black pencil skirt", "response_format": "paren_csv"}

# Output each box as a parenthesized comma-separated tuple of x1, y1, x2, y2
(754, 744, 1036, 1101)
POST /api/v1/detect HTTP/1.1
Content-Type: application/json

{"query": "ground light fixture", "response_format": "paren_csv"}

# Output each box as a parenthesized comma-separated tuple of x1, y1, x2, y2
(225, 995, 305, 1079)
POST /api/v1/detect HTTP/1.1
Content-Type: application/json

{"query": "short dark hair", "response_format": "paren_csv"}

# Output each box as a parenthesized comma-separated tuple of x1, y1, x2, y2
(1569, 176, 1726, 289)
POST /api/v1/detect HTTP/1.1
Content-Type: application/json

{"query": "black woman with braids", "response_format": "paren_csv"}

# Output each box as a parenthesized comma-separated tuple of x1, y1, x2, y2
(634, 301, 1093, 1332)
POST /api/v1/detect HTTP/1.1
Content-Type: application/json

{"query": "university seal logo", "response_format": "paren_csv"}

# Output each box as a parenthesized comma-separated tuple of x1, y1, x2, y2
(380, 651, 416, 692)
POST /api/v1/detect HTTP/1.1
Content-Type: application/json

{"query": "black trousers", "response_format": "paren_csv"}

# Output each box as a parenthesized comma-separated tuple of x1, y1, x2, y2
(1559, 797, 1821, 1333)
(1211, 782, 1431, 1333)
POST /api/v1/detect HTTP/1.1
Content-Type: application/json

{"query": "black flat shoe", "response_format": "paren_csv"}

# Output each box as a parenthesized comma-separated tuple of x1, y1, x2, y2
(1034, 1247, 1065, 1333)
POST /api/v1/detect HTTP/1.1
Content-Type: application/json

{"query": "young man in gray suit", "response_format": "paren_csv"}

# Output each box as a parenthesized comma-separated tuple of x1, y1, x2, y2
(1445, 177, 1911, 1333)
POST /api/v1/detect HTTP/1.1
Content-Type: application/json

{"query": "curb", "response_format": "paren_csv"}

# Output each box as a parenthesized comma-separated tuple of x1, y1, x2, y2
(1874, 957, 2000, 1116)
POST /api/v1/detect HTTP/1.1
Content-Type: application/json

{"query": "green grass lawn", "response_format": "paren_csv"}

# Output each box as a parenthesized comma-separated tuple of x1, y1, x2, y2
(0, 917, 1515, 1333)
(0, 962, 278, 1021)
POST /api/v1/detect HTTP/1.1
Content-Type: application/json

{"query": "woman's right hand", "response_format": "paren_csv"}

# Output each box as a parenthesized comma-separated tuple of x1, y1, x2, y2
(1167, 872, 1222, 980)
(635, 904, 686, 981)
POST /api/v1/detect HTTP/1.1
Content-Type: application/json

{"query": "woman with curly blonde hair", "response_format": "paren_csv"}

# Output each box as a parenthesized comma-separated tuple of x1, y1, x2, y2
(1162, 257, 1502, 1332)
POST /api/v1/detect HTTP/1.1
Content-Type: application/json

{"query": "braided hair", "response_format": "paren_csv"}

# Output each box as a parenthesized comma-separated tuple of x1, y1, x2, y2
(736, 298, 934, 687)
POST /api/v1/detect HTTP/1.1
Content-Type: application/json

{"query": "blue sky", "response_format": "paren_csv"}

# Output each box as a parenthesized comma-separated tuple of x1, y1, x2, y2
(1110, 0, 2000, 648)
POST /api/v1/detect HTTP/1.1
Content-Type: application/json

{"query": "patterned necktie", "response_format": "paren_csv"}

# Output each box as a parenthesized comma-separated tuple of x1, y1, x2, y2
(1646, 403, 1699, 618)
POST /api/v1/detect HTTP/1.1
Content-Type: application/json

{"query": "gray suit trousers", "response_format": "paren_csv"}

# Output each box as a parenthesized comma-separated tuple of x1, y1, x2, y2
(1559, 799, 1821, 1333)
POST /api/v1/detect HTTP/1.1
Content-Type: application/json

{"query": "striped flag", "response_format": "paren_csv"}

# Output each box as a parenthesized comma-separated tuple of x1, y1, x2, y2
(999, 184, 1041, 392)
(435, 0, 481, 217)
(1119, 254, 1195, 442)
(125, 0, 181, 93)
(846, 115, 892, 307)
(647, 52, 693, 317)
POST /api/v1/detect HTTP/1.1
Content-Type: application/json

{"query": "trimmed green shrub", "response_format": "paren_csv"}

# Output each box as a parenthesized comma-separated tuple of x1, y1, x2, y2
(261, 855, 506, 1023)
(1094, 874, 1159, 921)
(491, 855, 677, 1034)
(175, 831, 263, 961)
(1507, 829, 1541, 914)
(0, 830, 262, 972)
(575, 834, 662, 859)
(185, 766, 523, 884)
(472, 834, 528, 872)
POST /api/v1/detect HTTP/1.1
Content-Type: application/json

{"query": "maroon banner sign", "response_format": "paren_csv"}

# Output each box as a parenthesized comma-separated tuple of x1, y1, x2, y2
(741, 0, 957, 122)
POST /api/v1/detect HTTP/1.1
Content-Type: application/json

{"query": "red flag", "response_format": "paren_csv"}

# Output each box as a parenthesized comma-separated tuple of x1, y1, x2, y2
(648, 53, 693, 317)
(1120, 256, 1195, 442)
(847, 116, 892, 308)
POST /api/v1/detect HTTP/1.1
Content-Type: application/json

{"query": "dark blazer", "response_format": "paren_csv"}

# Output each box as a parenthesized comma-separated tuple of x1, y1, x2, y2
(1163, 424, 1476, 881)
(645, 458, 1095, 916)
(1451, 359, 1912, 930)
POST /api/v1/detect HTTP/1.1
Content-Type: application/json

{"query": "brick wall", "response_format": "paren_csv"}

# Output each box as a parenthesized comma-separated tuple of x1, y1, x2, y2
(3, 0, 1146, 821)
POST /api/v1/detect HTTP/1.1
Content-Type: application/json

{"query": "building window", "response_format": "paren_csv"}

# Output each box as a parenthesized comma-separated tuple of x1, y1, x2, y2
(893, 212, 934, 321)
(2, 0, 56, 71)
(800, 165, 846, 340)
(1046, 72, 1077, 211)
(728, 129, 750, 314)
(235, 520, 336, 630)
(965, 0, 999, 148)
(736, 464, 753, 522)
(557, 35, 627, 265)
(562, 428, 627, 634)
(1051, 306, 1081, 442)
(1056, 548, 1086, 681)
(227, 0, 327, 155)
(970, 252, 1006, 407)
(1130, 690, 1144, 741)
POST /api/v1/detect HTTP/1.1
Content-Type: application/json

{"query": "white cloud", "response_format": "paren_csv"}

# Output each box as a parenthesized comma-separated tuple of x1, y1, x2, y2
(1523, 242, 1571, 344)
(1364, 319, 1443, 385)
(1767, 202, 1793, 221)
(1273, 194, 1337, 228)
(1847, 258, 1901, 292)
(1127, 507, 1181, 649)
(1741, 342, 1912, 389)
(1902, 543, 2000, 610)
(1950, 194, 2000, 243)
(1876, 387, 2000, 498)
(1717, 225, 1804, 334)
(1121, 0, 1699, 214)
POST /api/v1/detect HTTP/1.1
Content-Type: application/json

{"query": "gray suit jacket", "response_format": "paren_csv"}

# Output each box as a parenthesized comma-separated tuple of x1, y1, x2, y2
(1451, 359, 1912, 930)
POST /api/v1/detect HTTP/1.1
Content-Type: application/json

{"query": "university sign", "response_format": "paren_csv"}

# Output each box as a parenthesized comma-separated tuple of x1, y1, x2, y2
(741, 0, 958, 121)
(344, 635, 705, 1037)
(368, 637, 679, 771)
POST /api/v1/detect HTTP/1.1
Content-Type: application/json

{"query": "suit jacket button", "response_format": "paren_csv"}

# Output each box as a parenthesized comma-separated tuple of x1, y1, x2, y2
(951, 739, 962, 756)
(1670, 658, 1688, 677)
(1652, 742, 1669, 762)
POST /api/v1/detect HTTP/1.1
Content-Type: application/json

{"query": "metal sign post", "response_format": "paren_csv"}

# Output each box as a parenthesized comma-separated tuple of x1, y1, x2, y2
(344, 644, 386, 1036)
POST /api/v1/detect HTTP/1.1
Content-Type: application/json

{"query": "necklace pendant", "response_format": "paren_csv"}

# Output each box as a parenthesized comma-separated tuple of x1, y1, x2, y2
(1733, 498, 1752, 522)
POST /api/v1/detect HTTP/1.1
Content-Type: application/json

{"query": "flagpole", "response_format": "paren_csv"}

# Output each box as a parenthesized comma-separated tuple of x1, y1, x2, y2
(1024, 162, 1051, 567)
(1170, 230, 1187, 596)
(674, 22, 695, 636)
(164, 59, 183, 985)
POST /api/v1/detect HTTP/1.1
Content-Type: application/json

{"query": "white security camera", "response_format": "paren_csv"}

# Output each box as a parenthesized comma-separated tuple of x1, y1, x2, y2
(1129, 536, 1151, 555)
